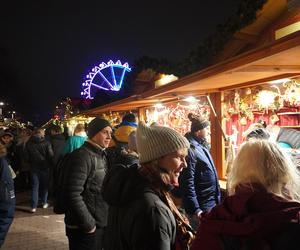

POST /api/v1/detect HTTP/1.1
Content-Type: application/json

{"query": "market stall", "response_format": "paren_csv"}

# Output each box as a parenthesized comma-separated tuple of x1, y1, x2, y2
(77, 2, 300, 181)
(143, 96, 210, 135)
(222, 78, 300, 175)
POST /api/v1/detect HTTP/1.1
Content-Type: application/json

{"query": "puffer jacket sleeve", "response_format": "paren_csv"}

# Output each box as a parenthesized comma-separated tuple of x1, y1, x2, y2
(45, 141, 54, 165)
(129, 199, 176, 250)
(180, 147, 201, 215)
(64, 151, 95, 232)
(46, 141, 54, 159)
(0, 158, 15, 247)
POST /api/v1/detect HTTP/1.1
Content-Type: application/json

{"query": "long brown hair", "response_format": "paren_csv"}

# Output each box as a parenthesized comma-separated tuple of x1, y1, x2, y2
(139, 160, 171, 192)
(139, 161, 195, 249)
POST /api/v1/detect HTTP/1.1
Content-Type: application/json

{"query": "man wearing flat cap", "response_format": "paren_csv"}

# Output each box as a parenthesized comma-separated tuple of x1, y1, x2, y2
(179, 113, 221, 229)
(64, 117, 112, 250)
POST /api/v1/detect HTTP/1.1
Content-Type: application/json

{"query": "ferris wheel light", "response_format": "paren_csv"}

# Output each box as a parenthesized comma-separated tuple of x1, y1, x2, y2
(81, 59, 132, 99)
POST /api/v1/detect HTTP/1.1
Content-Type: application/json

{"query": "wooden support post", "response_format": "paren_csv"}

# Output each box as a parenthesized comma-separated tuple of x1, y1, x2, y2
(209, 92, 225, 180)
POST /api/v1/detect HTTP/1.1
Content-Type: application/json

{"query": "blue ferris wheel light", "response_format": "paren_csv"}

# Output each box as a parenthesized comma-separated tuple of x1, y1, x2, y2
(81, 60, 132, 99)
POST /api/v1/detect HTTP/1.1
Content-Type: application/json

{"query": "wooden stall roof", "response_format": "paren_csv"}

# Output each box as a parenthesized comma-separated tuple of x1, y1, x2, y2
(83, 30, 300, 115)
(215, 0, 287, 62)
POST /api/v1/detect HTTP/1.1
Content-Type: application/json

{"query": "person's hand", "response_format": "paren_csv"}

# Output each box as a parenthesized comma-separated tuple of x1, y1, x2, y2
(87, 226, 96, 234)
(192, 211, 202, 222)
(194, 211, 202, 220)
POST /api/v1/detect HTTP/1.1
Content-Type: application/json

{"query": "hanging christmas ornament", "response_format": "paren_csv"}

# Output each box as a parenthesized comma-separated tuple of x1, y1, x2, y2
(283, 80, 300, 107)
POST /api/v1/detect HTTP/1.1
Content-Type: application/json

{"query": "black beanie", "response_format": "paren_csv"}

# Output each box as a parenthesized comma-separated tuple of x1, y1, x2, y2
(87, 117, 111, 138)
(188, 113, 210, 133)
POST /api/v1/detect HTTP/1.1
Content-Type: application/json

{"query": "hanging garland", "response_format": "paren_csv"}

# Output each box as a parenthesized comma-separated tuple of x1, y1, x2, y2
(223, 78, 300, 121)
(146, 101, 210, 135)
(283, 80, 300, 107)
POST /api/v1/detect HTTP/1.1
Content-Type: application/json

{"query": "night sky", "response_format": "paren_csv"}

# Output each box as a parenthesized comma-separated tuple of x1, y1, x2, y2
(1, 0, 238, 124)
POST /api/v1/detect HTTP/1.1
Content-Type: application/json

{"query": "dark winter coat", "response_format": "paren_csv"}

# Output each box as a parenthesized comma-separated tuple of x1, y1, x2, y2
(25, 135, 54, 171)
(0, 141, 17, 172)
(0, 146, 15, 247)
(102, 164, 176, 250)
(15, 141, 30, 172)
(180, 133, 220, 215)
(191, 184, 300, 250)
(113, 150, 139, 167)
(49, 134, 66, 165)
(64, 141, 109, 232)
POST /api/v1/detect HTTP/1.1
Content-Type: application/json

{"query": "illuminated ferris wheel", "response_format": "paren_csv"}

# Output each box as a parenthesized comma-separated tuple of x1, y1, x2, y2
(81, 60, 132, 99)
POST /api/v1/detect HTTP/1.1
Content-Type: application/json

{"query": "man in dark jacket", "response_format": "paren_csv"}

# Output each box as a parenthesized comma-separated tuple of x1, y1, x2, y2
(64, 117, 112, 250)
(48, 125, 66, 197)
(0, 144, 15, 247)
(26, 128, 54, 212)
(106, 113, 137, 167)
(49, 125, 66, 166)
(179, 113, 220, 229)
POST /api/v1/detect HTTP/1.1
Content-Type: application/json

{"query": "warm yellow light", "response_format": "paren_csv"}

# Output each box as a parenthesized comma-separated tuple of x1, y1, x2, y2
(189, 104, 198, 110)
(155, 74, 178, 87)
(183, 96, 199, 103)
(256, 90, 276, 109)
(275, 21, 300, 40)
(268, 78, 291, 84)
(154, 103, 164, 109)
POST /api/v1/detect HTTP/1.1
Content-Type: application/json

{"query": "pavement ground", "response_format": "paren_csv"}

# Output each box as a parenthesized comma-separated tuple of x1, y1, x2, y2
(2, 191, 68, 250)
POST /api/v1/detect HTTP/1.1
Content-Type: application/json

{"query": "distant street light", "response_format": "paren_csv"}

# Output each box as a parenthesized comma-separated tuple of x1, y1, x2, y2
(12, 111, 16, 119)
(0, 102, 4, 116)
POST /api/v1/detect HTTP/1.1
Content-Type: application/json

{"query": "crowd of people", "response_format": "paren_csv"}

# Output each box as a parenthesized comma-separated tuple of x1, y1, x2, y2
(0, 112, 300, 249)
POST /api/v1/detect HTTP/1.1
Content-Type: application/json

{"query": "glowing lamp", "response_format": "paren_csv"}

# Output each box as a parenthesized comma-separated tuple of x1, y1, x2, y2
(183, 96, 199, 103)
(256, 90, 277, 109)
(154, 103, 165, 109)
(268, 78, 291, 85)
(155, 74, 178, 87)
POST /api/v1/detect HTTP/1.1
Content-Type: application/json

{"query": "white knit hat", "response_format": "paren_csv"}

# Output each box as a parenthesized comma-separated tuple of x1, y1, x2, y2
(136, 122, 190, 163)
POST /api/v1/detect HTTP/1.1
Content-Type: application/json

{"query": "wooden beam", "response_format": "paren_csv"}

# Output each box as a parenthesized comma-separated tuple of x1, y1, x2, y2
(219, 73, 300, 91)
(234, 65, 300, 72)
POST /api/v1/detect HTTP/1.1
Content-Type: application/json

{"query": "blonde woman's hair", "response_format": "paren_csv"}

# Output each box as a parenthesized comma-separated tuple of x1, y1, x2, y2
(228, 140, 300, 201)
(73, 123, 85, 135)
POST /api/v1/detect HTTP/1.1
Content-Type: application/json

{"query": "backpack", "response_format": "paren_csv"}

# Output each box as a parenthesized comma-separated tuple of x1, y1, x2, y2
(106, 134, 129, 168)
(52, 148, 97, 214)
(52, 153, 72, 214)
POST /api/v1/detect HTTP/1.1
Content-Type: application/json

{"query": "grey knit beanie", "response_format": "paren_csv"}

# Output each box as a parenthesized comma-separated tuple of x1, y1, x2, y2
(136, 121, 190, 163)
(188, 113, 210, 133)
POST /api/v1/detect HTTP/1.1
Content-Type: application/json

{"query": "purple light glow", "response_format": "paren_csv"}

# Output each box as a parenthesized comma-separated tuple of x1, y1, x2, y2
(81, 60, 132, 99)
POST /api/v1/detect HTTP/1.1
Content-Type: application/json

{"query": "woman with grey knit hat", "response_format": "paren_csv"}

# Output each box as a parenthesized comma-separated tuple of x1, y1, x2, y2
(102, 121, 195, 250)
